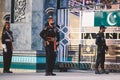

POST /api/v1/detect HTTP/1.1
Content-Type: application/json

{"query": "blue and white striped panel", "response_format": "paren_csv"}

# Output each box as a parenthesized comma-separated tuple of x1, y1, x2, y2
(57, 9, 69, 46)
(57, 9, 69, 62)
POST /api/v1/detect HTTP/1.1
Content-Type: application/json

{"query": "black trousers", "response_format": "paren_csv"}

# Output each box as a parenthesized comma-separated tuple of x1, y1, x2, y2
(45, 42, 56, 73)
(3, 43, 13, 72)
(95, 51, 105, 69)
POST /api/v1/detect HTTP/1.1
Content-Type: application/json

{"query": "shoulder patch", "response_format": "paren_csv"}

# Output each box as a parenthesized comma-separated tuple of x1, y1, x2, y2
(96, 33, 100, 37)
(43, 26, 48, 30)
(3, 31, 6, 34)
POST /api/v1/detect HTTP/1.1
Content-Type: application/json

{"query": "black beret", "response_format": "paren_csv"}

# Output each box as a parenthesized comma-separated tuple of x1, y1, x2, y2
(100, 25, 106, 29)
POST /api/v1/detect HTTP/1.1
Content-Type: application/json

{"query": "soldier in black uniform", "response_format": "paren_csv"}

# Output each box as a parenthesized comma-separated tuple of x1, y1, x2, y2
(40, 17, 60, 76)
(95, 25, 109, 74)
(1, 22, 14, 73)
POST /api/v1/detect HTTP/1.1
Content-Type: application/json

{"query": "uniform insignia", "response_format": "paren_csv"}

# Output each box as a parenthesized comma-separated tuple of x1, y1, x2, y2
(43, 26, 48, 30)
(3, 32, 6, 34)
(96, 34, 100, 37)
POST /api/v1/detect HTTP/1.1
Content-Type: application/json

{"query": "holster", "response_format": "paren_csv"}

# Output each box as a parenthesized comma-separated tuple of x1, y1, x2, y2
(44, 37, 57, 52)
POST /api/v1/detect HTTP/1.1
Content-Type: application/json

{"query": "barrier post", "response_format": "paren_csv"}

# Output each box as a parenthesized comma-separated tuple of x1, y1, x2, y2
(78, 44, 81, 70)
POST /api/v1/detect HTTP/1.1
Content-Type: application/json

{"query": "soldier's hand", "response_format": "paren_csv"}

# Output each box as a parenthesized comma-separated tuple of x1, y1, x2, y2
(4, 48, 7, 52)
(51, 38, 55, 41)
(105, 51, 108, 54)
(46, 41, 49, 45)
(2, 44, 7, 52)
(56, 42, 59, 46)
(105, 46, 108, 51)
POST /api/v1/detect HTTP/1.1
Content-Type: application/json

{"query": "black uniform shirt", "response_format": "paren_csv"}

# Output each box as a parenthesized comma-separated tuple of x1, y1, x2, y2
(40, 25, 60, 42)
(95, 31, 108, 52)
(2, 30, 14, 44)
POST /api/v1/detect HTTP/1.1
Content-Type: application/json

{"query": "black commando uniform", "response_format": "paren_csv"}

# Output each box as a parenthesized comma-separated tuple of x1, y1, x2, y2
(2, 30, 14, 72)
(40, 24, 60, 75)
(95, 32, 108, 72)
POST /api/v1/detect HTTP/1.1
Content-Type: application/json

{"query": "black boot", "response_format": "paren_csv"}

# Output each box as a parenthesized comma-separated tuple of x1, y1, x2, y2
(3, 70, 13, 73)
(95, 69, 100, 74)
(45, 72, 51, 76)
(50, 72, 56, 76)
(100, 69, 109, 74)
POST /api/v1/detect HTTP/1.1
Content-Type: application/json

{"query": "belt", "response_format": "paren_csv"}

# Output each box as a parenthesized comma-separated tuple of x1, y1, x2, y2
(5, 39, 13, 50)
(47, 37, 57, 52)
(5, 39, 11, 42)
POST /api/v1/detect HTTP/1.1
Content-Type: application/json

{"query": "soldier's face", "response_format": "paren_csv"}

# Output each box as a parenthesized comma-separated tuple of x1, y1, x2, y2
(102, 28, 105, 32)
(5, 23, 10, 30)
(49, 19, 54, 24)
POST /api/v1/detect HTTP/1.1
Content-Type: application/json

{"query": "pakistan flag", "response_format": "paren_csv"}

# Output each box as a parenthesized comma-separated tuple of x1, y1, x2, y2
(94, 11, 120, 26)
(81, 10, 120, 27)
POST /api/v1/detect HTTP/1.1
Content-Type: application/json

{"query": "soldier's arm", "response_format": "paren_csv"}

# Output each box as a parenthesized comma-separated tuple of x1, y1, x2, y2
(2, 32, 6, 44)
(40, 27, 48, 41)
(54, 28, 60, 46)
(104, 40, 108, 51)
(56, 28, 60, 42)
(95, 34, 102, 46)
(1, 32, 7, 52)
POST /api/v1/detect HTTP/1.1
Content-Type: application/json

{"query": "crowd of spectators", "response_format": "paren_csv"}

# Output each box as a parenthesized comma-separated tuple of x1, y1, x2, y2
(69, 0, 120, 9)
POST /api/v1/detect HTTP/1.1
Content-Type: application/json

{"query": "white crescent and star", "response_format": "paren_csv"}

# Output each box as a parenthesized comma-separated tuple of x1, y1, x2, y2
(107, 12, 117, 26)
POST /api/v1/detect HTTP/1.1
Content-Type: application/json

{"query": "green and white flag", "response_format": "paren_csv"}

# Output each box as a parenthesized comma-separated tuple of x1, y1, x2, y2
(81, 10, 120, 27)
(94, 11, 120, 26)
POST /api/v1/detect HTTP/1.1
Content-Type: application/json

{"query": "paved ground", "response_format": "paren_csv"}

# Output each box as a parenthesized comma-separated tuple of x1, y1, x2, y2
(0, 70, 120, 80)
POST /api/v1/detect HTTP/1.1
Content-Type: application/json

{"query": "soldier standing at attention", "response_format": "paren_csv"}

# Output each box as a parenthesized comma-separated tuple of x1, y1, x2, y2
(40, 17, 60, 76)
(95, 25, 109, 74)
(2, 22, 14, 73)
